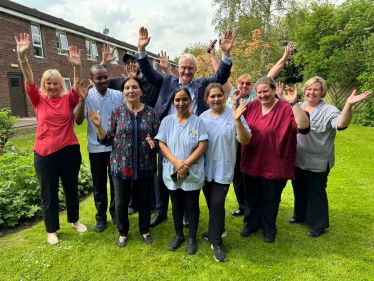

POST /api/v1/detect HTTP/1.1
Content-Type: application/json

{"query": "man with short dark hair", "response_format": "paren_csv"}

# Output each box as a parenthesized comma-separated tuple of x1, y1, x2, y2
(74, 65, 124, 232)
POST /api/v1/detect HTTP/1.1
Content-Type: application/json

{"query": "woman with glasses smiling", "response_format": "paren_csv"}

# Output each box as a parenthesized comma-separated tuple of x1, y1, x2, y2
(206, 43, 293, 219)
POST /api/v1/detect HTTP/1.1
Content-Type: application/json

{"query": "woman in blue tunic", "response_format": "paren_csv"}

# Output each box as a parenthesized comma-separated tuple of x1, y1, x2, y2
(200, 83, 251, 262)
(155, 87, 208, 255)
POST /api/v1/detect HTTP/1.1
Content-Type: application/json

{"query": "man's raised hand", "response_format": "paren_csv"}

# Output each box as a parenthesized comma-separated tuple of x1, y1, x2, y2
(101, 43, 116, 65)
(219, 29, 236, 57)
(157, 50, 170, 70)
(138, 27, 151, 52)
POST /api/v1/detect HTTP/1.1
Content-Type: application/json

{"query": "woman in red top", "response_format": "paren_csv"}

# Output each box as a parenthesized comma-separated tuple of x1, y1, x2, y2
(240, 77, 310, 243)
(16, 33, 87, 245)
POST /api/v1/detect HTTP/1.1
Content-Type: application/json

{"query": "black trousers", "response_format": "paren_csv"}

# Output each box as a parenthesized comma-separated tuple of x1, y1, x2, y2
(203, 180, 229, 246)
(232, 146, 246, 211)
(169, 189, 200, 238)
(34, 145, 81, 233)
(155, 153, 170, 216)
(89, 152, 116, 222)
(129, 173, 156, 211)
(291, 166, 330, 229)
(243, 174, 287, 234)
(112, 176, 153, 236)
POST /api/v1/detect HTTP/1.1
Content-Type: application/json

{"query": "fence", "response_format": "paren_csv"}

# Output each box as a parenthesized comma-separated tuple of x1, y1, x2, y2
(324, 83, 370, 110)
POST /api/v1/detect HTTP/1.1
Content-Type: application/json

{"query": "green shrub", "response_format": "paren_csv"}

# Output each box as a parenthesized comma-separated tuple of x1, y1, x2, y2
(352, 101, 374, 127)
(0, 142, 92, 227)
(0, 108, 19, 155)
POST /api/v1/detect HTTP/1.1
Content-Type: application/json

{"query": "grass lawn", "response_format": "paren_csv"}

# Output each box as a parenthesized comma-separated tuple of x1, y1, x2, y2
(1, 123, 374, 280)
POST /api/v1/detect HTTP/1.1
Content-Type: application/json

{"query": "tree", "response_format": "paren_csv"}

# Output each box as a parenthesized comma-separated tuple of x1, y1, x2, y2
(174, 42, 208, 63)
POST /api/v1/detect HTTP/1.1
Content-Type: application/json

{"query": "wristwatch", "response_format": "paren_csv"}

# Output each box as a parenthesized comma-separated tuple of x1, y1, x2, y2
(290, 101, 298, 108)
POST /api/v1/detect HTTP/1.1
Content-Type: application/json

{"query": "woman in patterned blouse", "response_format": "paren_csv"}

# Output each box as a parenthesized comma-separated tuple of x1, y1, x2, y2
(86, 76, 160, 248)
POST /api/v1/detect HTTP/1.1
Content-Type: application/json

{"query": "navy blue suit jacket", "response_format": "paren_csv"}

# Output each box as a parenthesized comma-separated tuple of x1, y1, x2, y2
(137, 54, 232, 120)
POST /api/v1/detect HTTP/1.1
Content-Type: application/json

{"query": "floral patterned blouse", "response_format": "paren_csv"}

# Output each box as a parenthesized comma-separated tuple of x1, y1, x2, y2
(98, 103, 160, 180)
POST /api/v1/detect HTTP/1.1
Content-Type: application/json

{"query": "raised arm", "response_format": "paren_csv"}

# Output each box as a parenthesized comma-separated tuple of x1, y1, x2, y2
(338, 90, 372, 129)
(74, 79, 91, 125)
(207, 43, 232, 94)
(157, 50, 173, 75)
(15, 33, 34, 86)
(136, 27, 166, 89)
(66, 45, 82, 91)
(233, 101, 251, 145)
(284, 85, 310, 130)
(101, 43, 117, 67)
(267, 43, 292, 79)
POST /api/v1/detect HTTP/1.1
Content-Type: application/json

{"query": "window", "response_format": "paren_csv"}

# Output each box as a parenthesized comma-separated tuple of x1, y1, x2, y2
(86, 40, 98, 61)
(31, 24, 43, 58)
(56, 31, 69, 55)
(152, 59, 157, 70)
(110, 48, 119, 64)
(63, 78, 71, 91)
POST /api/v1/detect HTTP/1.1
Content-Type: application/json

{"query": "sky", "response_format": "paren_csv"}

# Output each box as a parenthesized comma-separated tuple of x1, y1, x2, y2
(12, 0, 219, 60)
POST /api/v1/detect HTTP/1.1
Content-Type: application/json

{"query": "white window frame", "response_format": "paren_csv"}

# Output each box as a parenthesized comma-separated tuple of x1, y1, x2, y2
(63, 78, 71, 91)
(110, 47, 119, 64)
(56, 30, 69, 55)
(152, 59, 157, 70)
(86, 40, 98, 61)
(31, 24, 43, 58)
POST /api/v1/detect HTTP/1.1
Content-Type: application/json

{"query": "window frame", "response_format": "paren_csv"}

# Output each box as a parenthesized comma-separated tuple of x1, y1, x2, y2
(56, 30, 69, 55)
(31, 24, 44, 58)
(86, 40, 98, 61)
(152, 59, 157, 70)
(110, 48, 119, 65)
(63, 78, 71, 91)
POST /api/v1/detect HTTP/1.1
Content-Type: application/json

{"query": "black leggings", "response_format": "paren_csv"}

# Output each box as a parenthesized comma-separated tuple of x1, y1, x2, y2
(169, 189, 200, 238)
(34, 145, 81, 233)
(203, 180, 229, 246)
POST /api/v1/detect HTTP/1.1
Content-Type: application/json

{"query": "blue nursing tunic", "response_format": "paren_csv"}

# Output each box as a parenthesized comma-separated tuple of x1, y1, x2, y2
(200, 108, 252, 184)
(155, 114, 209, 191)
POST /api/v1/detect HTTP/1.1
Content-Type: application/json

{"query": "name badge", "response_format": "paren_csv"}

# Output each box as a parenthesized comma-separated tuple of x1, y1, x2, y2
(189, 129, 198, 135)
(311, 127, 316, 131)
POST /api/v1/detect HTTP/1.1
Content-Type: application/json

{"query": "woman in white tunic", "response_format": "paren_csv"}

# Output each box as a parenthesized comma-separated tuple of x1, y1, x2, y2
(286, 76, 371, 238)
(200, 83, 251, 262)
(155, 87, 208, 255)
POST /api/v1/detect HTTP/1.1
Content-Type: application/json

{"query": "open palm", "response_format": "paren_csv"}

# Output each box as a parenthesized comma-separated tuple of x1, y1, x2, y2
(138, 27, 151, 50)
(15, 33, 31, 56)
(88, 109, 102, 127)
(346, 90, 372, 105)
(219, 29, 236, 54)
(67, 46, 81, 68)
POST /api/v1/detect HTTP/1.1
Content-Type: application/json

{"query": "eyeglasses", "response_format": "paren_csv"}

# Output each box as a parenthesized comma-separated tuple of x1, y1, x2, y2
(238, 81, 252, 86)
(124, 59, 137, 65)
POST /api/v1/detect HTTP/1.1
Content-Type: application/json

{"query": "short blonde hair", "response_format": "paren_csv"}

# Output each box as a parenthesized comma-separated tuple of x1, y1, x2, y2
(179, 53, 197, 68)
(237, 74, 254, 91)
(40, 69, 67, 98)
(303, 76, 328, 98)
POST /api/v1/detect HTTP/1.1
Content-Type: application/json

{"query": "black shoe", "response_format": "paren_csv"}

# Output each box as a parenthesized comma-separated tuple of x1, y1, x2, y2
(183, 215, 189, 228)
(240, 228, 253, 237)
(150, 214, 167, 228)
(94, 220, 106, 233)
(143, 234, 154, 244)
(186, 238, 198, 255)
(128, 207, 137, 215)
(168, 235, 185, 251)
(211, 244, 226, 262)
(231, 209, 244, 216)
(306, 228, 325, 238)
(287, 216, 304, 224)
(264, 233, 275, 243)
(118, 236, 127, 247)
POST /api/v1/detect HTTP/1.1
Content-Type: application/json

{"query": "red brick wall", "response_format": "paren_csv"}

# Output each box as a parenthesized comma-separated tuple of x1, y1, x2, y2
(0, 12, 179, 117)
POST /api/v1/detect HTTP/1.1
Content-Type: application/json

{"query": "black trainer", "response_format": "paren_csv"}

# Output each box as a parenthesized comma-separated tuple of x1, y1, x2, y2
(240, 228, 253, 237)
(287, 216, 304, 224)
(306, 227, 325, 238)
(94, 220, 106, 233)
(168, 235, 185, 251)
(264, 233, 275, 243)
(186, 238, 198, 255)
(211, 244, 226, 262)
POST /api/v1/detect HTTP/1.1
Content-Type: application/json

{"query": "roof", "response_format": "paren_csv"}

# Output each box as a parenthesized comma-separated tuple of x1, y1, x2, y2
(0, 0, 176, 64)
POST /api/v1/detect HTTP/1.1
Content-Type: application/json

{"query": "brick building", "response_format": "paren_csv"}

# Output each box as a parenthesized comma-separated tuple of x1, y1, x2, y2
(0, 0, 179, 117)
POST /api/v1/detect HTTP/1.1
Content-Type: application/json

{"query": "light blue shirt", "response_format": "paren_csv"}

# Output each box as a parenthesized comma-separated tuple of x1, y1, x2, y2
(75, 87, 124, 153)
(200, 108, 252, 184)
(155, 114, 209, 191)
(137, 51, 232, 116)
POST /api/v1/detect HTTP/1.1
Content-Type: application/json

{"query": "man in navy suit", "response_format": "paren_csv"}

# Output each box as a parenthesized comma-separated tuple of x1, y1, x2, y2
(136, 26, 235, 227)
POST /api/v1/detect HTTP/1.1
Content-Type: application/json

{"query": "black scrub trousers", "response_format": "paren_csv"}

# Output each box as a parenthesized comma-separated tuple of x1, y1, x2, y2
(291, 166, 330, 229)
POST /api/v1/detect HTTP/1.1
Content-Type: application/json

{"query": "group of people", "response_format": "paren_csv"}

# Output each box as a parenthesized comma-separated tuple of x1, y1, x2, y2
(15, 25, 371, 263)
